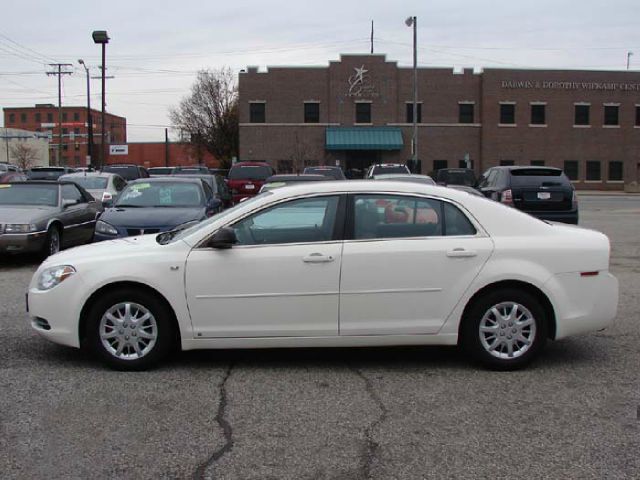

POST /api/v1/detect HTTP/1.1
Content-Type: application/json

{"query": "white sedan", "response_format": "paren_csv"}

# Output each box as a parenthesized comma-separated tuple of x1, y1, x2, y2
(27, 181, 618, 370)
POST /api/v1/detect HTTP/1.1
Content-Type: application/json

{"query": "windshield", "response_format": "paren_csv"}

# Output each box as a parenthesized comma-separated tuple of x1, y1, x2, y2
(149, 168, 174, 175)
(116, 182, 203, 208)
(164, 192, 272, 244)
(28, 169, 65, 180)
(228, 165, 272, 180)
(174, 168, 208, 174)
(0, 183, 58, 206)
(373, 165, 410, 175)
(509, 169, 568, 186)
(62, 176, 108, 190)
(436, 169, 477, 186)
(103, 166, 138, 180)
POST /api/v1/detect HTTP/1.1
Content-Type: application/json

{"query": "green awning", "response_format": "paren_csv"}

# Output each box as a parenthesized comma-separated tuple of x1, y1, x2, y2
(325, 127, 404, 151)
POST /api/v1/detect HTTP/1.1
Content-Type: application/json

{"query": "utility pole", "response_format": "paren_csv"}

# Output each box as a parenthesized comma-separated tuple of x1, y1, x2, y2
(165, 128, 169, 167)
(370, 20, 374, 54)
(627, 51, 634, 70)
(405, 16, 418, 173)
(46, 63, 73, 166)
(78, 59, 93, 167)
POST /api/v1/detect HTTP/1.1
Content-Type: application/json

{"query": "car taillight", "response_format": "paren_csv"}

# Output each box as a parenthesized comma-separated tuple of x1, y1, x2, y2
(101, 192, 112, 202)
(501, 189, 513, 206)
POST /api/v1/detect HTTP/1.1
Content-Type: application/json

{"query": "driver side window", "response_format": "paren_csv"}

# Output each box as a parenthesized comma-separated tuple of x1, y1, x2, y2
(231, 196, 340, 246)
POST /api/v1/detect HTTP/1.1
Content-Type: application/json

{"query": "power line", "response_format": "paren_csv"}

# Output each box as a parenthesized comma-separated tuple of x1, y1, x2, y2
(0, 31, 59, 63)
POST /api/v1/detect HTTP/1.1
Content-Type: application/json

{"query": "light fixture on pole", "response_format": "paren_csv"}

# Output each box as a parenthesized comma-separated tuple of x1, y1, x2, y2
(92, 30, 109, 169)
(405, 16, 418, 173)
(78, 59, 93, 168)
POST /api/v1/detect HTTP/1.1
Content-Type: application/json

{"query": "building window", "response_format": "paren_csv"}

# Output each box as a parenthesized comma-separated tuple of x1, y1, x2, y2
(586, 161, 601, 180)
(608, 161, 623, 181)
(47, 112, 53, 122)
(405, 103, 422, 123)
(433, 160, 448, 171)
(20, 113, 27, 123)
(459, 103, 474, 123)
(355, 103, 371, 124)
(458, 159, 474, 169)
(249, 102, 265, 123)
(636, 106, 640, 126)
(63, 144, 68, 151)
(500, 160, 515, 166)
(499, 104, 515, 124)
(604, 105, 619, 126)
(62, 112, 68, 121)
(564, 160, 579, 180)
(73, 112, 80, 121)
(574, 105, 590, 125)
(35, 112, 41, 122)
(530, 104, 546, 125)
(530, 160, 545, 166)
(304, 102, 320, 123)
(8, 113, 15, 123)
(62, 128, 68, 135)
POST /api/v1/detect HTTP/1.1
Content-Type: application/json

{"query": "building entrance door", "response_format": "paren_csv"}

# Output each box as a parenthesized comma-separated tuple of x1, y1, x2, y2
(345, 150, 380, 178)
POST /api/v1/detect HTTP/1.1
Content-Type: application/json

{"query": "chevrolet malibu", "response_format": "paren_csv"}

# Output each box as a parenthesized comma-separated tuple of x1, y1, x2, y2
(27, 181, 618, 370)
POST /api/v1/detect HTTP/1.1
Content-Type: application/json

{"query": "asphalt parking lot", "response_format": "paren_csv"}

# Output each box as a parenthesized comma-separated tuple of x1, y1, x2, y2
(1, 195, 638, 480)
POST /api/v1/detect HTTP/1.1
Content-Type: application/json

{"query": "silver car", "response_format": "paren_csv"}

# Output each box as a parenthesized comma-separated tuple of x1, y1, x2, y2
(0, 181, 102, 257)
(59, 172, 127, 206)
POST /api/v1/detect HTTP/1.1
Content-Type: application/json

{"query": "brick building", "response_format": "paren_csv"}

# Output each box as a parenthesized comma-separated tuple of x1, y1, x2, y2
(3, 104, 126, 167)
(114, 142, 219, 168)
(239, 54, 640, 190)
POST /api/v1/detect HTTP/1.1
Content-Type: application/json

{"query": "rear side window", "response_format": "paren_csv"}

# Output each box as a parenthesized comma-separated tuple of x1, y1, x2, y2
(509, 168, 569, 186)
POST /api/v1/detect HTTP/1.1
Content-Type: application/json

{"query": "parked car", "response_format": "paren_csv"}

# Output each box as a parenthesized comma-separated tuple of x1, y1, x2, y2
(478, 166, 578, 224)
(93, 177, 221, 241)
(27, 180, 617, 370)
(227, 161, 275, 204)
(209, 168, 229, 178)
(260, 174, 329, 192)
(303, 166, 346, 180)
(101, 164, 149, 181)
(444, 185, 485, 197)
(0, 163, 20, 173)
(372, 173, 436, 185)
(0, 172, 29, 183)
(365, 163, 410, 178)
(27, 166, 76, 180)
(173, 174, 233, 209)
(172, 166, 210, 175)
(59, 172, 127, 206)
(148, 167, 176, 176)
(434, 168, 478, 187)
(0, 181, 102, 257)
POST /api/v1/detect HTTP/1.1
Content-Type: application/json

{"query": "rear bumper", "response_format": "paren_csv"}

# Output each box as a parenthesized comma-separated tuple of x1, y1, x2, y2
(545, 271, 618, 339)
(0, 231, 47, 254)
(524, 209, 579, 224)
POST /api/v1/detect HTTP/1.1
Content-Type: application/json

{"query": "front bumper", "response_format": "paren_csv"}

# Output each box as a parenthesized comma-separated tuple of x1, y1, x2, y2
(0, 231, 47, 254)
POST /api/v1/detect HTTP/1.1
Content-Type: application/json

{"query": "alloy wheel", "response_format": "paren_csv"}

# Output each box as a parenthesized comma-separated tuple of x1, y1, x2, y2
(99, 302, 158, 360)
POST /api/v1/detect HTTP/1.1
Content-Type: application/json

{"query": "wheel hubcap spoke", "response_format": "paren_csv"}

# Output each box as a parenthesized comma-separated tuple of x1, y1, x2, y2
(479, 301, 536, 360)
(99, 302, 157, 361)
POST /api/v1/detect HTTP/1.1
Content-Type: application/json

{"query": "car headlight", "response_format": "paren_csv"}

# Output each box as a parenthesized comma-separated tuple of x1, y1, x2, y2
(4, 224, 38, 233)
(96, 220, 118, 235)
(37, 265, 76, 291)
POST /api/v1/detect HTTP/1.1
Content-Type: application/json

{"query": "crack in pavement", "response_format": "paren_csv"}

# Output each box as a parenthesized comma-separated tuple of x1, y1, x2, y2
(352, 367, 389, 480)
(193, 363, 235, 480)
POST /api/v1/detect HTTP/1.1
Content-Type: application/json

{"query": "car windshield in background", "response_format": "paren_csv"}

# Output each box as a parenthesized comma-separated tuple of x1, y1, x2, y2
(28, 168, 66, 180)
(174, 168, 208, 175)
(228, 166, 272, 180)
(148, 168, 174, 175)
(303, 167, 345, 179)
(102, 166, 139, 180)
(63, 176, 109, 190)
(509, 168, 568, 186)
(436, 169, 477, 186)
(116, 182, 203, 208)
(0, 183, 58, 206)
(375, 166, 410, 174)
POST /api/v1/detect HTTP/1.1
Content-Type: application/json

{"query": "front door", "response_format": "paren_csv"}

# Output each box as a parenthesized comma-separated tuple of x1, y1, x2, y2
(339, 194, 493, 335)
(185, 195, 344, 338)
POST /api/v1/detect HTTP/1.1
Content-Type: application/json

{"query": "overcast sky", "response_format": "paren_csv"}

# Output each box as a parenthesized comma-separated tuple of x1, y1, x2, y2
(2, 0, 639, 141)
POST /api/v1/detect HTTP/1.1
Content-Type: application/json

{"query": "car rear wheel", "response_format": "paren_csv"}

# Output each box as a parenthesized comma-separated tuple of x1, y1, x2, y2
(86, 289, 176, 370)
(461, 289, 547, 370)
(42, 225, 61, 258)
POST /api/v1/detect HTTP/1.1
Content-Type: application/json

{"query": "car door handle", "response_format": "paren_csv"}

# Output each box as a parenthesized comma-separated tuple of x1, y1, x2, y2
(446, 248, 477, 258)
(303, 253, 335, 263)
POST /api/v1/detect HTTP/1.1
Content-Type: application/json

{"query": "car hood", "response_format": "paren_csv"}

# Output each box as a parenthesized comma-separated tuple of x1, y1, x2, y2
(100, 206, 204, 228)
(0, 205, 58, 224)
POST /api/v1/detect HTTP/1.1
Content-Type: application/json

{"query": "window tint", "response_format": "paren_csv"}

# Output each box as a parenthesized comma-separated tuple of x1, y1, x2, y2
(443, 202, 477, 236)
(202, 180, 214, 199)
(62, 184, 84, 203)
(232, 196, 340, 246)
(113, 176, 126, 191)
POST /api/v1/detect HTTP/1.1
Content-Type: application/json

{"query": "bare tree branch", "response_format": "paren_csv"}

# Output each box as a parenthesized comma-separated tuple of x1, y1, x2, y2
(9, 143, 39, 171)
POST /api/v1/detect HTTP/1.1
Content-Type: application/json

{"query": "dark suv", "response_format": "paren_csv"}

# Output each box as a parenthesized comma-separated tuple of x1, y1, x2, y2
(478, 166, 578, 224)
(102, 164, 149, 181)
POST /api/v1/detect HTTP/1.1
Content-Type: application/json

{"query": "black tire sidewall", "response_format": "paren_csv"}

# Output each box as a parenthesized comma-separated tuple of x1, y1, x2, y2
(86, 288, 175, 370)
(461, 288, 548, 370)
(42, 226, 61, 258)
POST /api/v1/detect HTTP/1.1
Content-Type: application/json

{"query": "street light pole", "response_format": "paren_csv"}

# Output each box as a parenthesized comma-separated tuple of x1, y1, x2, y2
(627, 51, 633, 70)
(92, 30, 109, 169)
(405, 16, 418, 173)
(78, 59, 93, 167)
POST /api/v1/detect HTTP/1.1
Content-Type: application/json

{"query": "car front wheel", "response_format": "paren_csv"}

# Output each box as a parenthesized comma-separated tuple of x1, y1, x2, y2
(461, 289, 547, 370)
(85, 289, 176, 370)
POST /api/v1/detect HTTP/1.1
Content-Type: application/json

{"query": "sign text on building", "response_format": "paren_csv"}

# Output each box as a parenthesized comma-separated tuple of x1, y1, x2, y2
(501, 80, 640, 91)
(109, 145, 128, 155)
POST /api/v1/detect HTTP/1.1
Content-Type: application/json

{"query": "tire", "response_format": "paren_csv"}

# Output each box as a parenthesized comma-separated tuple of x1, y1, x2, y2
(85, 288, 176, 371)
(42, 225, 61, 258)
(460, 288, 547, 370)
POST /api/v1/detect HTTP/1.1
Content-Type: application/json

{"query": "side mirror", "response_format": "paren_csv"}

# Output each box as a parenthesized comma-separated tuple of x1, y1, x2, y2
(62, 199, 78, 208)
(207, 227, 237, 249)
(207, 197, 222, 212)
